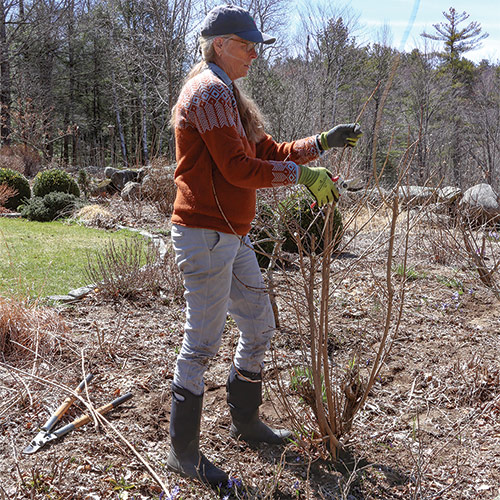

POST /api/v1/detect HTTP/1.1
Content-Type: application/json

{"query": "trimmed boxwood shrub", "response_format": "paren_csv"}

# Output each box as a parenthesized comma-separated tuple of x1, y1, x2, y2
(281, 195, 343, 254)
(251, 192, 344, 268)
(32, 168, 80, 198)
(251, 200, 277, 268)
(0, 168, 31, 210)
(20, 192, 80, 222)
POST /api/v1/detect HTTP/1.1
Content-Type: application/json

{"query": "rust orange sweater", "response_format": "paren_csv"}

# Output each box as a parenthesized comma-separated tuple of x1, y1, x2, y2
(171, 65, 321, 235)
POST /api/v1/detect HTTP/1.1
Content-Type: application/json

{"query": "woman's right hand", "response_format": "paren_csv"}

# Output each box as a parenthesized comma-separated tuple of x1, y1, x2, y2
(298, 166, 340, 206)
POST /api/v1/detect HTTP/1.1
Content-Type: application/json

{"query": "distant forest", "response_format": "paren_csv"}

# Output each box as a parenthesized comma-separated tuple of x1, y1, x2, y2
(1, 1, 498, 190)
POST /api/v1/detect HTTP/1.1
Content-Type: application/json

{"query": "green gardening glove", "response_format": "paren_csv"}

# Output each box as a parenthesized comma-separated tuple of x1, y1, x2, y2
(319, 123, 362, 150)
(298, 166, 340, 206)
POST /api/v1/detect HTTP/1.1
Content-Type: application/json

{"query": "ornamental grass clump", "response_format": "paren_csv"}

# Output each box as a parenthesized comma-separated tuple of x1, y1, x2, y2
(0, 295, 68, 359)
(75, 204, 116, 228)
(85, 237, 184, 302)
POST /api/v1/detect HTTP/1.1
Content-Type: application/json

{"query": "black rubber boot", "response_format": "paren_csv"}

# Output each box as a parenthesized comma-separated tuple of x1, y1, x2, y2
(167, 384, 228, 486)
(226, 365, 292, 445)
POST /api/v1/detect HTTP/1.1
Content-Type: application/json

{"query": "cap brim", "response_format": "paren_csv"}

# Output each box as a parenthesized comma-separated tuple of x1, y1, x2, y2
(235, 30, 276, 44)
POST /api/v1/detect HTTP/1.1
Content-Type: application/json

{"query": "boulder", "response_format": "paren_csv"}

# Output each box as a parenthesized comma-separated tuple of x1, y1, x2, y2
(398, 186, 436, 207)
(105, 167, 146, 191)
(121, 181, 143, 201)
(91, 178, 115, 197)
(460, 183, 500, 224)
(436, 186, 462, 205)
(349, 186, 390, 204)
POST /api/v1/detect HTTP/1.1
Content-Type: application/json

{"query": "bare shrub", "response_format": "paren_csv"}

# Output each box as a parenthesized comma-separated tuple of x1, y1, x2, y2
(0, 152, 24, 173)
(161, 247, 185, 303)
(85, 237, 184, 302)
(0, 296, 68, 359)
(446, 356, 500, 405)
(142, 157, 176, 217)
(120, 194, 148, 222)
(418, 209, 462, 266)
(268, 127, 417, 460)
(421, 210, 500, 298)
(86, 237, 160, 300)
(459, 221, 500, 299)
(0, 144, 41, 178)
(273, 194, 406, 459)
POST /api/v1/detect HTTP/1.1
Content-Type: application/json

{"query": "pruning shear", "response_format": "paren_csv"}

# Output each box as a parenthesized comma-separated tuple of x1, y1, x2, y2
(23, 374, 133, 454)
(311, 176, 363, 209)
(332, 176, 363, 195)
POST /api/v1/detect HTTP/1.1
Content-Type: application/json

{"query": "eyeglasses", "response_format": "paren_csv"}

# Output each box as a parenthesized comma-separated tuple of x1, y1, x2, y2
(226, 37, 257, 53)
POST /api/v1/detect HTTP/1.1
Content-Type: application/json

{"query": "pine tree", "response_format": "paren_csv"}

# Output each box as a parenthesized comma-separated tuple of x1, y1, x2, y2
(421, 7, 488, 70)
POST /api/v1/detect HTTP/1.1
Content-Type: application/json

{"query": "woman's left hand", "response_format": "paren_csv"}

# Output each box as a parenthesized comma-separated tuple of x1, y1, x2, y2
(319, 123, 362, 150)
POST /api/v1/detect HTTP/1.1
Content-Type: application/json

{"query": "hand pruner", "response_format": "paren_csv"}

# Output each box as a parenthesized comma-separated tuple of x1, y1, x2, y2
(23, 374, 133, 454)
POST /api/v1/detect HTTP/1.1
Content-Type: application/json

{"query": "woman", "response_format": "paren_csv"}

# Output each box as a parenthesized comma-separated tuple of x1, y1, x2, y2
(168, 4, 361, 485)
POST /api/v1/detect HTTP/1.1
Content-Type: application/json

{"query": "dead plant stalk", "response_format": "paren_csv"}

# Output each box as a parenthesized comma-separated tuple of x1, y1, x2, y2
(290, 191, 406, 460)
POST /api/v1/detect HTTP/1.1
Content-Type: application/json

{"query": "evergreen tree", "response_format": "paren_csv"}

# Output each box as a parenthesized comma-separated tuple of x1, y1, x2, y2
(421, 7, 488, 78)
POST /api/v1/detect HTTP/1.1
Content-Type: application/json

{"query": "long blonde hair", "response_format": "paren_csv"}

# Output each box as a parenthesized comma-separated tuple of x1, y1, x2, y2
(171, 36, 267, 143)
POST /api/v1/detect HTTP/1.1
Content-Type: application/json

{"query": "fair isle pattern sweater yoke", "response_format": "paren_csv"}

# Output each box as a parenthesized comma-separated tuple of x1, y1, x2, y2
(172, 65, 321, 235)
(179, 73, 246, 137)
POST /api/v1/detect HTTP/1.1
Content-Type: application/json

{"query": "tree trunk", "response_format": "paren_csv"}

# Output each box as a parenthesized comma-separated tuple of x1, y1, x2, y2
(0, 0, 11, 145)
(112, 71, 128, 168)
(68, 0, 76, 165)
(142, 73, 148, 165)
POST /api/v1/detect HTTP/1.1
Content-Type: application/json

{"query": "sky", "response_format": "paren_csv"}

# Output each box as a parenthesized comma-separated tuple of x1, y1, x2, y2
(300, 0, 500, 63)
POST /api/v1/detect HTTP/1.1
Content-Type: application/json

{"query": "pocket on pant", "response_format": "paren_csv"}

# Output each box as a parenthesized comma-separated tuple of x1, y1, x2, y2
(203, 229, 221, 252)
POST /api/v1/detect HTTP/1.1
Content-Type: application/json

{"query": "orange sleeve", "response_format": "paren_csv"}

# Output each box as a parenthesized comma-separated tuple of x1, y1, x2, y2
(255, 134, 321, 165)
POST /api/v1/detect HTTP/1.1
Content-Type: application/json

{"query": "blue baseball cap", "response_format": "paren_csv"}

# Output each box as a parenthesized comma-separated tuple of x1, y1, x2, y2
(201, 5, 276, 44)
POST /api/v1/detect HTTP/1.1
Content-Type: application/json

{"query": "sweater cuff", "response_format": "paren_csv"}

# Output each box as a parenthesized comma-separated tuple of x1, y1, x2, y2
(294, 163, 300, 184)
(270, 160, 300, 187)
(315, 134, 327, 155)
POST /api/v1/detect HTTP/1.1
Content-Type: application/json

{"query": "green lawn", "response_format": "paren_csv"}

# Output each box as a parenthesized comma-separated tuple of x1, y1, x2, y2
(0, 218, 144, 298)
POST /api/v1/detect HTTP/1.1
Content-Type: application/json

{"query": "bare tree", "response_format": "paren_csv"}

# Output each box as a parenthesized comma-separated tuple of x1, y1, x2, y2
(466, 64, 500, 189)
(0, 0, 13, 145)
(399, 47, 451, 184)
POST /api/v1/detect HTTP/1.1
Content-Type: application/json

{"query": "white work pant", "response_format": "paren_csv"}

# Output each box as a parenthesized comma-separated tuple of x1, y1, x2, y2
(171, 224, 276, 395)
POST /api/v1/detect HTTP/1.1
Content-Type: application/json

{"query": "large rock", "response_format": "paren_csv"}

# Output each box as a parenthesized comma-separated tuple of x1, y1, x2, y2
(436, 186, 462, 205)
(104, 167, 146, 191)
(91, 178, 115, 197)
(398, 186, 437, 207)
(348, 186, 390, 204)
(121, 181, 142, 201)
(460, 183, 500, 224)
